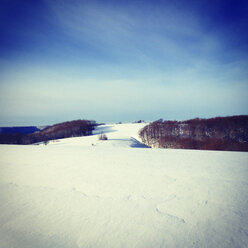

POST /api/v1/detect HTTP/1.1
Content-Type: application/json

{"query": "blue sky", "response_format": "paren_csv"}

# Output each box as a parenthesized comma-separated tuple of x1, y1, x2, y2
(0, 0, 248, 125)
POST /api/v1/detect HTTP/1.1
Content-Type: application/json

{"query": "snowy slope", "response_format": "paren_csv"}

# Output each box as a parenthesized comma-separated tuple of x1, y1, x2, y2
(0, 123, 248, 248)
(47, 123, 148, 148)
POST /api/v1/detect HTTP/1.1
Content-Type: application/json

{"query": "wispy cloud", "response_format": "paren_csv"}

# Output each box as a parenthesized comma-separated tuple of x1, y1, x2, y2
(45, 0, 218, 65)
(0, 0, 247, 125)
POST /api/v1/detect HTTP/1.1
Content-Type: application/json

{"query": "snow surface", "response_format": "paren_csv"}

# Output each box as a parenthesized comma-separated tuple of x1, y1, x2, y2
(0, 123, 248, 248)
(47, 123, 148, 148)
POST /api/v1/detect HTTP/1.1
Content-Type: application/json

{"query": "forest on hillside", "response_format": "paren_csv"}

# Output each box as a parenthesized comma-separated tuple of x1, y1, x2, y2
(0, 120, 96, 145)
(139, 115, 248, 151)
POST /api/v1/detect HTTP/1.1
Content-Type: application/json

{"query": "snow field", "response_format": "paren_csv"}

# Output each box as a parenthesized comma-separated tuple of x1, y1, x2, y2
(0, 123, 248, 248)
(47, 123, 148, 148)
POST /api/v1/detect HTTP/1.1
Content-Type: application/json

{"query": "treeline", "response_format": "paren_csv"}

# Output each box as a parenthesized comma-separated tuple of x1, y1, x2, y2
(0, 120, 96, 145)
(139, 115, 248, 151)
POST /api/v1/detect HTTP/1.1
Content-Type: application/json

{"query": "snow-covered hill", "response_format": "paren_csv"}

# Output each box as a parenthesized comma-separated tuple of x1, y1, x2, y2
(0, 123, 248, 248)
(47, 123, 148, 148)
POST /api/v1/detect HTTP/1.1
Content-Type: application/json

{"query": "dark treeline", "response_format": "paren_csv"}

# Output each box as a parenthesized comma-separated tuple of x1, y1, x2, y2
(0, 120, 96, 145)
(139, 115, 248, 151)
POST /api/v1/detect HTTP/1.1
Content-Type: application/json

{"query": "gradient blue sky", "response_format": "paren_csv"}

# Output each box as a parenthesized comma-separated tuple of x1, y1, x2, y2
(0, 0, 248, 125)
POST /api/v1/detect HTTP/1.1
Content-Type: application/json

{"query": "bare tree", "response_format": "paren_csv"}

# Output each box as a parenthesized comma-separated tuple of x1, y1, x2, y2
(98, 133, 108, 140)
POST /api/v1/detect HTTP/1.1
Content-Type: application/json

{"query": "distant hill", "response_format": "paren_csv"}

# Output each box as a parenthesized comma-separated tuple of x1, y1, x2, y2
(0, 126, 40, 135)
(139, 115, 248, 152)
(0, 120, 96, 145)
